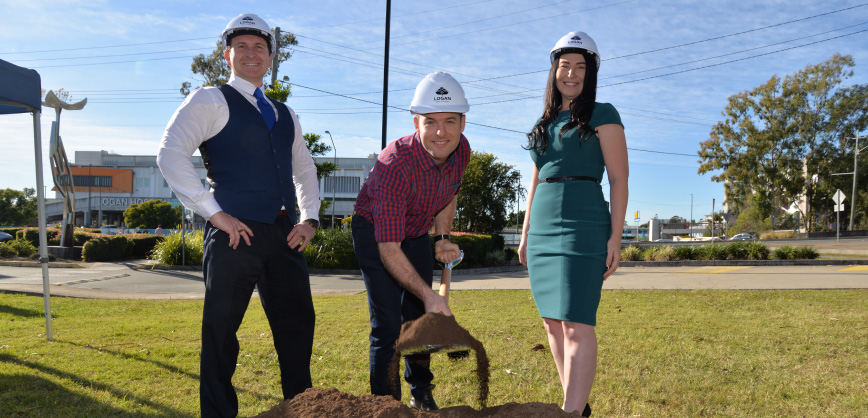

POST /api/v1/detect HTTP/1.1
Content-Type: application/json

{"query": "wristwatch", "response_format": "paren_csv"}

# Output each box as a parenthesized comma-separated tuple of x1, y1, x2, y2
(303, 218, 319, 229)
(433, 234, 450, 242)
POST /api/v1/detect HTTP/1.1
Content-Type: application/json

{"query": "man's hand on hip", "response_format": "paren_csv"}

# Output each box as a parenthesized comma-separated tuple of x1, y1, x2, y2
(210, 211, 252, 249)
(287, 222, 316, 251)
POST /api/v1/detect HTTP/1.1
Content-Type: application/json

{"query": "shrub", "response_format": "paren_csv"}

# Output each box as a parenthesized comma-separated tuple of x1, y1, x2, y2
(772, 245, 796, 260)
(742, 241, 770, 260)
(792, 246, 819, 259)
(760, 231, 796, 240)
(695, 244, 727, 260)
(503, 247, 518, 262)
(673, 245, 696, 260)
(28, 253, 56, 262)
(18, 228, 60, 247)
(2, 239, 37, 257)
(82, 236, 135, 262)
(127, 234, 164, 259)
(645, 245, 676, 261)
(0, 242, 15, 258)
(482, 250, 506, 266)
(73, 231, 100, 246)
(304, 228, 358, 270)
(148, 231, 204, 266)
(621, 245, 642, 261)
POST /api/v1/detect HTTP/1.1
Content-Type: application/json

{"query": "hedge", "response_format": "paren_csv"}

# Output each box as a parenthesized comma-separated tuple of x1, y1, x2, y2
(621, 242, 818, 261)
(82, 236, 134, 262)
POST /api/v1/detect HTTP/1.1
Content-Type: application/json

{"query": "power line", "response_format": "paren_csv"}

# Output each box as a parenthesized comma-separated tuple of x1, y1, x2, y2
(9, 48, 210, 62)
(0, 37, 212, 55)
(301, 0, 500, 29)
(607, 2, 868, 61)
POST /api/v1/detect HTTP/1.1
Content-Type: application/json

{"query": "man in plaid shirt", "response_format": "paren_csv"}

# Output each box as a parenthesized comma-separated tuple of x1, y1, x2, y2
(352, 72, 470, 411)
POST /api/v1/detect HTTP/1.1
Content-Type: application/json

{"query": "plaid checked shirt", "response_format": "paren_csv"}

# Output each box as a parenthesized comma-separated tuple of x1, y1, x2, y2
(354, 132, 471, 242)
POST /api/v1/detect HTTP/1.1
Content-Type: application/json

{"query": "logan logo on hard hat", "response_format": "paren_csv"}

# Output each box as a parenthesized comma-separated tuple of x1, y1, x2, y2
(222, 13, 276, 54)
(409, 72, 469, 114)
(550, 31, 600, 69)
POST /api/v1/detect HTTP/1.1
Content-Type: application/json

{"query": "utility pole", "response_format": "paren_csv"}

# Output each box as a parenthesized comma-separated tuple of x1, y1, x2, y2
(271, 27, 280, 88)
(848, 134, 863, 231)
(690, 193, 693, 237)
(381, 0, 391, 150)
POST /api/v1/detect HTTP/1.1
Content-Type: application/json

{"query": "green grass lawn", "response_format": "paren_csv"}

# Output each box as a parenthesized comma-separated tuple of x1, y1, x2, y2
(1, 289, 866, 417)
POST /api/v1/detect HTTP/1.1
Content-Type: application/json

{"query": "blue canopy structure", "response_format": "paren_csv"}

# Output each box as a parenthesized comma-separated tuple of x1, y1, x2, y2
(0, 58, 54, 341)
(0, 59, 42, 113)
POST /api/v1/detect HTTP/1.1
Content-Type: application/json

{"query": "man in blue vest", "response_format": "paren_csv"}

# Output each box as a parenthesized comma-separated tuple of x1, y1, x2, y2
(157, 13, 320, 418)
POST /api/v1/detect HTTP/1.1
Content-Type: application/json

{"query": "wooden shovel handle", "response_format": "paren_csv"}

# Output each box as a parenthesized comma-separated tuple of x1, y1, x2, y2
(439, 267, 451, 305)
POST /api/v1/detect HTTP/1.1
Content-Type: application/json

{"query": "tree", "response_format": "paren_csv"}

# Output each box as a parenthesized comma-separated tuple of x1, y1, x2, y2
(302, 133, 337, 218)
(123, 200, 180, 229)
(506, 210, 525, 228)
(698, 54, 868, 231)
(180, 31, 299, 96)
(0, 188, 37, 226)
(455, 151, 524, 233)
(729, 193, 773, 234)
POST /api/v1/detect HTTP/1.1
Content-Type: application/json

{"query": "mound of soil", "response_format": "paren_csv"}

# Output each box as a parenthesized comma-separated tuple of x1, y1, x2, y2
(254, 313, 584, 417)
(253, 387, 583, 417)
(391, 312, 489, 408)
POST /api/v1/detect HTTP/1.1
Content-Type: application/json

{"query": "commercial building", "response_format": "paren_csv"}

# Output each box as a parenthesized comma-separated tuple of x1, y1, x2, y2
(45, 150, 377, 228)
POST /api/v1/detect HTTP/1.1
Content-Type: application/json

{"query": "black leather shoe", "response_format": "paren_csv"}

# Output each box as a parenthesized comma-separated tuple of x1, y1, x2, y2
(409, 384, 438, 411)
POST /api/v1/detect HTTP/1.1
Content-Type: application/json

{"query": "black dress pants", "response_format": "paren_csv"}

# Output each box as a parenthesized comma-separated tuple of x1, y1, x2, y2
(200, 216, 315, 418)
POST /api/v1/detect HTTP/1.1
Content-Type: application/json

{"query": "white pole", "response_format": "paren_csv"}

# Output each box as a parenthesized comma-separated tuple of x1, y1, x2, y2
(33, 109, 53, 341)
(849, 135, 861, 231)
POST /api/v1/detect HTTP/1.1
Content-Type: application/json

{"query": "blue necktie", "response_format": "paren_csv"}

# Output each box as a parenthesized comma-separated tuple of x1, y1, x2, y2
(253, 88, 276, 130)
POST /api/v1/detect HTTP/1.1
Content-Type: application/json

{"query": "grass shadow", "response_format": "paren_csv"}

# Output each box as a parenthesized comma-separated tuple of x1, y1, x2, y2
(60, 340, 200, 381)
(0, 353, 193, 417)
(0, 303, 44, 318)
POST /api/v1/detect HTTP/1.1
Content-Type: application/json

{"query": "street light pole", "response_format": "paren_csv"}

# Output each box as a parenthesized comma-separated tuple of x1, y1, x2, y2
(325, 130, 337, 228)
(848, 135, 864, 231)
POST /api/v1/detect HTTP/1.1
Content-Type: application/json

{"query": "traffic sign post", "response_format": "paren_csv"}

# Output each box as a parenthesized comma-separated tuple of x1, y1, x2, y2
(832, 189, 846, 241)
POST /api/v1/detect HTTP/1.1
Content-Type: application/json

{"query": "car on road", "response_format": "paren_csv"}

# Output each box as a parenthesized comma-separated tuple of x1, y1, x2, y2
(0, 231, 13, 243)
(730, 233, 758, 241)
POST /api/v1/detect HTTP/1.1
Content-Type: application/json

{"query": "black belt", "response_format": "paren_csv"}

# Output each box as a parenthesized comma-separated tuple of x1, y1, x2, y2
(540, 175, 600, 184)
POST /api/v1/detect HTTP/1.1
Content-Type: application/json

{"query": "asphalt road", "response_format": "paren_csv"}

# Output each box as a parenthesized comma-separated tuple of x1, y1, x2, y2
(0, 262, 866, 300)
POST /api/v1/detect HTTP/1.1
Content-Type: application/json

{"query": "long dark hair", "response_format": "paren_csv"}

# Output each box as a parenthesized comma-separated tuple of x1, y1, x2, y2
(526, 49, 598, 154)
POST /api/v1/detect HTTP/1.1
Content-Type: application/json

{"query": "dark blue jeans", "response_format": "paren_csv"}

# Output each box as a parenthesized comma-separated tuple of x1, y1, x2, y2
(352, 214, 434, 400)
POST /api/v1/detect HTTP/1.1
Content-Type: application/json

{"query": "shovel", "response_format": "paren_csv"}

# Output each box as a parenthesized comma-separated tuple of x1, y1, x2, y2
(401, 251, 470, 358)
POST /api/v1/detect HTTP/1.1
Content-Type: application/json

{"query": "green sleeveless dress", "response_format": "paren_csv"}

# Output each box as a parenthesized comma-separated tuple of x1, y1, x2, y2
(527, 103, 623, 325)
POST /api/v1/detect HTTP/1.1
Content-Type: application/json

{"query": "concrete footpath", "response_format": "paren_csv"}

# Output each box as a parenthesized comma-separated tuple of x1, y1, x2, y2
(0, 238, 866, 300)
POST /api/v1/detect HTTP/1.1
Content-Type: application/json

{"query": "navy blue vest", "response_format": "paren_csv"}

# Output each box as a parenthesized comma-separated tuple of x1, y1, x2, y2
(199, 85, 297, 224)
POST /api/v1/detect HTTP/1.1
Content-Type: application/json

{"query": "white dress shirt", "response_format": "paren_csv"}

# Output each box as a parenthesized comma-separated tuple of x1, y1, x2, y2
(157, 75, 320, 222)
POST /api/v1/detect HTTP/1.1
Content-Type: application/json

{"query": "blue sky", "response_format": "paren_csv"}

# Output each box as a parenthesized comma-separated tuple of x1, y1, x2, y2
(1, 0, 867, 224)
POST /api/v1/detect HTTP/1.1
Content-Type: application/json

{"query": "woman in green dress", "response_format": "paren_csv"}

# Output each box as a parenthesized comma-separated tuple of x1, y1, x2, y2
(518, 31, 629, 416)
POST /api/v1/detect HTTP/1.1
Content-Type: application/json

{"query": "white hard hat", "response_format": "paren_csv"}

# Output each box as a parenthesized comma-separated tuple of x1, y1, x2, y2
(409, 72, 469, 114)
(550, 31, 600, 69)
(222, 13, 275, 54)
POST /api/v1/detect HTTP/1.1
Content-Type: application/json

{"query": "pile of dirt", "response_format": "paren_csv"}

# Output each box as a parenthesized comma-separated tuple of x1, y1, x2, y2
(254, 313, 585, 417)
(253, 387, 583, 418)
(390, 312, 489, 408)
